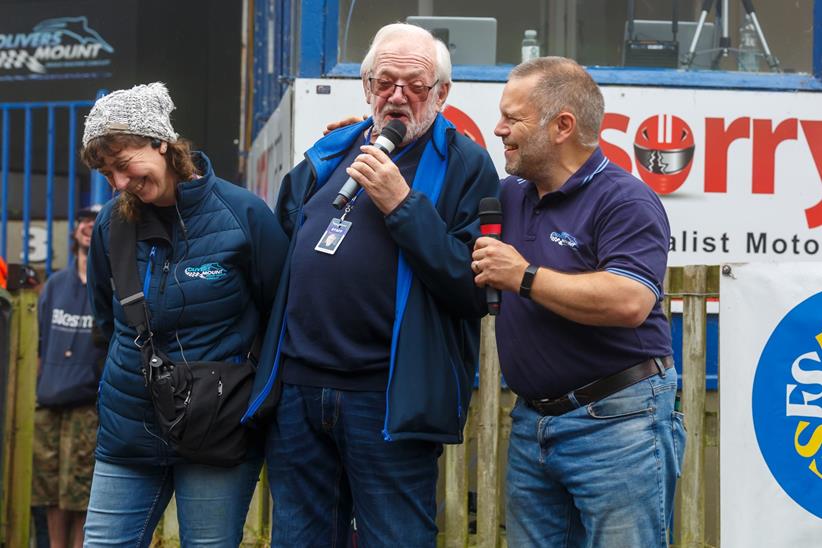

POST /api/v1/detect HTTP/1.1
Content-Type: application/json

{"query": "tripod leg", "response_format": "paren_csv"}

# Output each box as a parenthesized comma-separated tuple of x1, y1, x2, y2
(683, 0, 716, 68)
(709, 0, 735, 69)
(741, 0, 781, 71)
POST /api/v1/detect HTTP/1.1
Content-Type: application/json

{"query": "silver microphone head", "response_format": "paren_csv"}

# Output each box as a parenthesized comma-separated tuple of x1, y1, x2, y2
(374, 120, 407, 153)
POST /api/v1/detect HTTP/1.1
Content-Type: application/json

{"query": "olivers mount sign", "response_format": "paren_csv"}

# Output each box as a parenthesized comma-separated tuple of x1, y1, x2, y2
(0, 16, 115, 81)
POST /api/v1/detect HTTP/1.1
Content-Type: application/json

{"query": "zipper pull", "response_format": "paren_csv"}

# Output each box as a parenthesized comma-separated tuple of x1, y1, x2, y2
(159, 259, 171, 293)
(217, 379, 223, 397)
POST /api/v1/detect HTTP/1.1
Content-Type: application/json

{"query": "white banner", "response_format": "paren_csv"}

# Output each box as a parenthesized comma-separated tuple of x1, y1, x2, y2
(720, 262, 822, 546)
(289, 78, 822, 265)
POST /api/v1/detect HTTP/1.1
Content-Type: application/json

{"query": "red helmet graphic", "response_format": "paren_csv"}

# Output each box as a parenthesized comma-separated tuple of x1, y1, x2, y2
(634, 114, 695, 194)
(443, 105, 486, 148)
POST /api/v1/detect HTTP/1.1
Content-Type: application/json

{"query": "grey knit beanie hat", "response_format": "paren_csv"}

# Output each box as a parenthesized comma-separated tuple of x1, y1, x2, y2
(82, 82, 179, 147)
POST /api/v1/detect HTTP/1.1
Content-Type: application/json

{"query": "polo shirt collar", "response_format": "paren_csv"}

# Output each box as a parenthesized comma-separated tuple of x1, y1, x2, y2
(527, 147, 609, 205)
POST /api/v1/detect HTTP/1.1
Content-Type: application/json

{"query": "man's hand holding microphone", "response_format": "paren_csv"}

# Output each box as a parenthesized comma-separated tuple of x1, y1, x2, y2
(473, 197, 534, 314)
(335, 119, 410, 215)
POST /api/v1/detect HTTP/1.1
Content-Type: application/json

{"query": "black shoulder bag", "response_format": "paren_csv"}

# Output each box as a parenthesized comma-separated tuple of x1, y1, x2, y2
(109, 209, 255, 467)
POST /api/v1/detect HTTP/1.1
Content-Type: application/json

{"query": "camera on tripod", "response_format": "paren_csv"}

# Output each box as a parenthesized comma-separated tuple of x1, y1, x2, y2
(623, 0, 780, 72)
(682, 0, 780, 71)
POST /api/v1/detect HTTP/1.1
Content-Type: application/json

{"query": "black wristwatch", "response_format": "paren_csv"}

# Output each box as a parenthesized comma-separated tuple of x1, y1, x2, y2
(519, 264, 540, 299)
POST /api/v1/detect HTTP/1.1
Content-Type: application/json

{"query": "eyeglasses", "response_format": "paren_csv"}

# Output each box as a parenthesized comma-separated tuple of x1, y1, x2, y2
(367, 77, 439, 102)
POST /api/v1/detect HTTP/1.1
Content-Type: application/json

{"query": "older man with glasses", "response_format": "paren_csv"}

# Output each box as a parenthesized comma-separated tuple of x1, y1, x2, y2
(245, 22, 499, 546)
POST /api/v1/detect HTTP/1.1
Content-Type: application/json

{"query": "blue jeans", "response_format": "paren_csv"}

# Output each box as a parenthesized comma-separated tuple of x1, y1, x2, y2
(31, 506, 50, 548)
(266, 383, 442, 547)
(83, 457, 262, 547)
(506, 369, 686, 548)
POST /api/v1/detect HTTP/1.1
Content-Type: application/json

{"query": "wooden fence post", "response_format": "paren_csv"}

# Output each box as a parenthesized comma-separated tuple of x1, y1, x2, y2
(679, 265, 708, 547)
(2, 290, 38, 547)
(248, 468, 271, 546)
(476, 316, 501, 547)
(444, 414, 469, 547)
(240, 475, 267, 546)
(663, 267, 675, 320)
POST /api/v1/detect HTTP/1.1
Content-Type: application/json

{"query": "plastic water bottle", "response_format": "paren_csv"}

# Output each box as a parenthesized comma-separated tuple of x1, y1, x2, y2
(521, 30, 540, 63)
(737, 15, 758, 72)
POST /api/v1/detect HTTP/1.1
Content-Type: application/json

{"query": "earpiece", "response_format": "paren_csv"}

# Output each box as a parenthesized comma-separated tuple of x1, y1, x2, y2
(151, 139, 168, 154)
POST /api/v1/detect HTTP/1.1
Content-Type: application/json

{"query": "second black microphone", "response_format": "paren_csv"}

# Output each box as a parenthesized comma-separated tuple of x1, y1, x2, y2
(478, 197, 503, 315)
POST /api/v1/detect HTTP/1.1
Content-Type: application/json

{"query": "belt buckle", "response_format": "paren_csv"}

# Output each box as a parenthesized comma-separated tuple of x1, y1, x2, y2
(533, 395, 570, 416)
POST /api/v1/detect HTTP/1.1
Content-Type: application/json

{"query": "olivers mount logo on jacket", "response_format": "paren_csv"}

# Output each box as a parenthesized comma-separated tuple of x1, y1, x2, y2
(184, 262, 228, 280)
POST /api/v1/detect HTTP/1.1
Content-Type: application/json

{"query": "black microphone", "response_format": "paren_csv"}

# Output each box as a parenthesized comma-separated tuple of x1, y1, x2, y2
(332, 119, 407, 209)
(478, 197, 502, 315)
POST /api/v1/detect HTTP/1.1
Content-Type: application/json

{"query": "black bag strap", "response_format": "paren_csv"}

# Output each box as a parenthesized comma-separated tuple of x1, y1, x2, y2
(109, 209, 152, 340)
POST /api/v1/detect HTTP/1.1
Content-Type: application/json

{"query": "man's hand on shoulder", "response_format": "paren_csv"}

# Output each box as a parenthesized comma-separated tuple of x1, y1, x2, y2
(323, 115, 368, 135)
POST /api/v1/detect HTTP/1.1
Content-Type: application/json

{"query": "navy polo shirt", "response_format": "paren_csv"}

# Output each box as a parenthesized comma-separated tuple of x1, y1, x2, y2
(496, 147, 673, 400)
(281, 129, 430, 391)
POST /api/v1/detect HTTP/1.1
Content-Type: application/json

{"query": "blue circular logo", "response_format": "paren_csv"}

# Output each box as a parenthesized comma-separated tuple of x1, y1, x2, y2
(752, 291, 822, 518)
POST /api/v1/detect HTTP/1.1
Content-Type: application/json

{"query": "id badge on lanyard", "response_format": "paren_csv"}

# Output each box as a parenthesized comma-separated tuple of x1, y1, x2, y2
(314, 217, 352, 255)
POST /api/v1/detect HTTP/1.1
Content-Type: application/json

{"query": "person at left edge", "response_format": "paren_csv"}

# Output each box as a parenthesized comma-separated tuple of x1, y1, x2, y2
(32, 205, 105, 548)
(81, 82, 286, 546)
(243, 23, 500, 546)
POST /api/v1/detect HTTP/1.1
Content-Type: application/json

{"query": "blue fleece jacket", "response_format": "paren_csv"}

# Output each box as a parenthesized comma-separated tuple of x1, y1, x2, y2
(243, 115, 500, 443)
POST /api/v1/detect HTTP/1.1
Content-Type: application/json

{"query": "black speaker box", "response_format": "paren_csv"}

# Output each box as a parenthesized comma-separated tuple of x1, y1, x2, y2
(624, 39, 680, 68)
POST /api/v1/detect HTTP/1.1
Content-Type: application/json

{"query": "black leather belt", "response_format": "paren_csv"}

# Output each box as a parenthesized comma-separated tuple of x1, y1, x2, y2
(526, 356, 674, 417)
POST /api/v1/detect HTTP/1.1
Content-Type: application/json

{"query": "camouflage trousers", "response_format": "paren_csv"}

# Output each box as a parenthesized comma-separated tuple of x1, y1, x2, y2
(31, 405, 97, 512)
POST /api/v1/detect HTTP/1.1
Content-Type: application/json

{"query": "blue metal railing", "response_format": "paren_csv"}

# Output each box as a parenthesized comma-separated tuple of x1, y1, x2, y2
(0, 98, 97, 276)
(1, 109, 9, 266)
(252, 0, 293, 137)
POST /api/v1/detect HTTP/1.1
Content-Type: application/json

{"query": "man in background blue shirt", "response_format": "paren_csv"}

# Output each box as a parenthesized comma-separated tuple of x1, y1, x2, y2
(472, 57, 685, 547)
(32, 205, 105, 548)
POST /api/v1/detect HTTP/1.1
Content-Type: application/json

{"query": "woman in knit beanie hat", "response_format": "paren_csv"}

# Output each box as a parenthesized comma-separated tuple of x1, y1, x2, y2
(81, 83, 196, 221)
(80, 83, 286, 545)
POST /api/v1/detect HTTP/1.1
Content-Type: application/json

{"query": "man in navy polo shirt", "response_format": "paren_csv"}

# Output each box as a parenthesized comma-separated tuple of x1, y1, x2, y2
(472, 57, 686, 547)
(252, 23, 499, 546)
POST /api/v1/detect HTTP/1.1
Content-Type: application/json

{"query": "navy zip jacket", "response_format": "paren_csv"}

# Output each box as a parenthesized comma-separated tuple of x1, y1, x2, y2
(243, 115, 499, 443)
(87, 153, 286, 465)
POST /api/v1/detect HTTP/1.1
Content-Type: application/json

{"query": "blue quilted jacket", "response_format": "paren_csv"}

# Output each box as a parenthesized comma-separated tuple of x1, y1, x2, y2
(88, 153, 286, 465)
